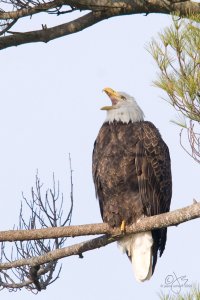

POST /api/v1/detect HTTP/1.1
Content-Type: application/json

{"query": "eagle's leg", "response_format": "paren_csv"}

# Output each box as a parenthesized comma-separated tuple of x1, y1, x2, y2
(120, 220, 126, 233)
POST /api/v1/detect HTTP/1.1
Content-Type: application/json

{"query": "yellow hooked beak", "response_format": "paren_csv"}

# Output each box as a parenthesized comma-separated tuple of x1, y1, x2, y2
(100, 106, 114, 110)
(101, 87, 121, 110)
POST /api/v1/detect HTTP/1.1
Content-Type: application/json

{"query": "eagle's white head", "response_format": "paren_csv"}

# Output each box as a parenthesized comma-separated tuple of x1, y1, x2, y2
(101, 87, 144, 123)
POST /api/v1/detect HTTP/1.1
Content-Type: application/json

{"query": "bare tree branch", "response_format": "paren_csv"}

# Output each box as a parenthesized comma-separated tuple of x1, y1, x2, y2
(1, 0, 199, 20)
(0, 0, 199, 50)
(0, 262, 60, 291)
(0, 169, 74, 292)
(0, 11, 110, 50)
(0, 201, 199, 272)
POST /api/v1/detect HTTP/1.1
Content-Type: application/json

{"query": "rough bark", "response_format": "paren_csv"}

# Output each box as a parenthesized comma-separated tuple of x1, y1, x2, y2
(0, 0, 200, 50)
(0, 202, 199, 270)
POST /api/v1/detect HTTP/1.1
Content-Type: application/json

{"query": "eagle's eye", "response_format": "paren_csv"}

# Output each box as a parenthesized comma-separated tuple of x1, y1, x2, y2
(121, 95, 126, 101)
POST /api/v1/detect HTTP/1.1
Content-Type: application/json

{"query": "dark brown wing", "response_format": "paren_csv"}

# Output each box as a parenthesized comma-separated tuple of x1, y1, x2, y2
(92, 124, 110, 220)
(135, 121, 172, 215)
(135, 121, 172, 271)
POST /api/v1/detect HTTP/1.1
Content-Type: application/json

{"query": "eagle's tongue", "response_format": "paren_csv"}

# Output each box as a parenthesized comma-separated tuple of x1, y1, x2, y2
(110, 97, 118, 105)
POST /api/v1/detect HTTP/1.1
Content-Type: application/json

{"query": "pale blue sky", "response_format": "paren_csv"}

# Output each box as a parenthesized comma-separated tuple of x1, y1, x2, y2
(0, 9, 199, 300)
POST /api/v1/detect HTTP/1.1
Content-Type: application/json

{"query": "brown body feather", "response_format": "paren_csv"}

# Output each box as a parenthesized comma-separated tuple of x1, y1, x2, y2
(92, 120, 172, 272)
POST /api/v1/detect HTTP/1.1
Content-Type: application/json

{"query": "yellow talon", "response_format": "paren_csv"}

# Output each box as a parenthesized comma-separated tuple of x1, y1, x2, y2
(120, 220, 126, 233)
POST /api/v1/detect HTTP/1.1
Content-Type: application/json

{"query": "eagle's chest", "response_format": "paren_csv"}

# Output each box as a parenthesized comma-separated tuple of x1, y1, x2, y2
(102, 126, 138, 159)
(99, 132, 138, 184)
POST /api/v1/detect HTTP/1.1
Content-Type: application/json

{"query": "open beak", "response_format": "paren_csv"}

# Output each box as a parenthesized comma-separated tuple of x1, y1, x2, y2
(101, 87, 121, 110)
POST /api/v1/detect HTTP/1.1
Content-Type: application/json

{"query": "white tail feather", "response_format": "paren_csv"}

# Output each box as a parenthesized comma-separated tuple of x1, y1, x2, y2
(118, 232, 153, 282)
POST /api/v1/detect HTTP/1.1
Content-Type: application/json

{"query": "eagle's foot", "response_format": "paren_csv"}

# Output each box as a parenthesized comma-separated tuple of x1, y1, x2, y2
(120, 220, 126, 234)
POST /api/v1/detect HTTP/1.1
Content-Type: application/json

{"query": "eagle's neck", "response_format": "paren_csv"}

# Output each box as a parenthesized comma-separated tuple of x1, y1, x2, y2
(104, 102, 144, 124)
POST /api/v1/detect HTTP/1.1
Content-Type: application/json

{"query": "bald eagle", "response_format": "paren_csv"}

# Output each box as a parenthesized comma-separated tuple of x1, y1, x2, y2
(92, 88, 172, 282)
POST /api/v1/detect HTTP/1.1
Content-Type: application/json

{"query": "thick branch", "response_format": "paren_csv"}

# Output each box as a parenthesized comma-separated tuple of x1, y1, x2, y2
(0, 234, 113, 270)
(0, 0, 199, 19)
(0, 11, 110, 50)
(0, 0, 67, 20)
(0, 1, 199, 50)
(0, 202, 199, 242)
(0, 202, 199, 271)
